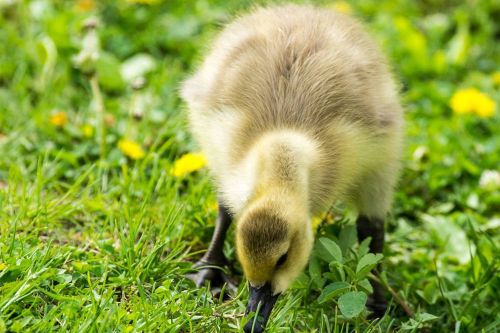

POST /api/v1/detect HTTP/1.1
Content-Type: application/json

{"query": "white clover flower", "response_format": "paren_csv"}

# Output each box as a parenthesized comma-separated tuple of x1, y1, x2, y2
(479, 170, 500, 190)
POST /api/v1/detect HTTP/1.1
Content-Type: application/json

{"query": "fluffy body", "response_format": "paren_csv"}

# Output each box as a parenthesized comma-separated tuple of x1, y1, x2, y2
(182, 5, 403, 295)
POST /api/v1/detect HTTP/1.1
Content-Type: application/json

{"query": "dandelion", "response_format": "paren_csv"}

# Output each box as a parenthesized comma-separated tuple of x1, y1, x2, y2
(50, 111, 68, 127)
(127, 0, 161, 4)
(204, 200, 219, 213)
(82, 124, 93, 137)
(170, 152, 206, 177)
(492, 71, 500, 86)
(72, 17, 100, 74)
(311, 216, 323, 233)
(450, 88, 496, 118)
(0, 262, 7, 270)
(327, 1, 352, 14)
(118, 139, 145, 160)
(75, 0, 95, 12)
(311, 212, 335, 233)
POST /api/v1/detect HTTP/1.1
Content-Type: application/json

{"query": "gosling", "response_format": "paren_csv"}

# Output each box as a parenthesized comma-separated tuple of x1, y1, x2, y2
(182, 5, 404, 332)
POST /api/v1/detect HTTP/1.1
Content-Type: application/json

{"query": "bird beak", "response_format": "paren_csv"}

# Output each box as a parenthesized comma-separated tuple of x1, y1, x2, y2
(244, 283, 280, 333)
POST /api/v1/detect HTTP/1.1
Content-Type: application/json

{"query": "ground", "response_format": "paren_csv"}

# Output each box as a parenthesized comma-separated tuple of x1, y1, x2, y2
(0, 0, 498, 332)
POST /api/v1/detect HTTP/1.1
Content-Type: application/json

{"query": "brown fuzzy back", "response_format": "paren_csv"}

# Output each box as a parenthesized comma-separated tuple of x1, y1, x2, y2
(182, 4, 404, 215)
(184, 5, 401, 138)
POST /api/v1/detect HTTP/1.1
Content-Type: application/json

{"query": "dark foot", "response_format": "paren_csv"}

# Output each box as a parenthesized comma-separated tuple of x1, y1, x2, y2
(189, 201, 236, 298)
(356, 215, 387, 318)
(188, 261, 237, 299)
(366, 280, 387, 318)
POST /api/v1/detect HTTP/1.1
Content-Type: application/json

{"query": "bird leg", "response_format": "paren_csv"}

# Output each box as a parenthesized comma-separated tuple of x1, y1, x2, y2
(356, 215, 387, 317)
(190, 201, 237, 297)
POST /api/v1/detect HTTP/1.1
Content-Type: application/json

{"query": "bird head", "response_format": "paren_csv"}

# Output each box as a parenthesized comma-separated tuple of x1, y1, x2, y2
(236, 197, 313, 332)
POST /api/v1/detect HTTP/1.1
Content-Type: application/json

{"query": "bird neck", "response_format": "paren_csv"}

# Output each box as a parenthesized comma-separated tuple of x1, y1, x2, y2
(249, 130, 318, 213)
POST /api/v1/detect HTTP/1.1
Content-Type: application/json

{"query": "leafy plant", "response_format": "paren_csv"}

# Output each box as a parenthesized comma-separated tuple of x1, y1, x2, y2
(309, 232, 383, 319)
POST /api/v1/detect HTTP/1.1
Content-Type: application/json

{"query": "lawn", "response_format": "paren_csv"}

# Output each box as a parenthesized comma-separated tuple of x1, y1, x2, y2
(0, 0, 499, 332)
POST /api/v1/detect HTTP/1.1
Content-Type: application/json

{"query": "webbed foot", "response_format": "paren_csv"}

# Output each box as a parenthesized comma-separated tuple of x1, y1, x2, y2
(189, 261, 238, 299)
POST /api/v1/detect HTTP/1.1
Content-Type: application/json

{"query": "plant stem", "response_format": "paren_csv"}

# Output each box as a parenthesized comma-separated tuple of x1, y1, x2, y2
(90, 74, 106, 160)
(370, 274, 414, 317)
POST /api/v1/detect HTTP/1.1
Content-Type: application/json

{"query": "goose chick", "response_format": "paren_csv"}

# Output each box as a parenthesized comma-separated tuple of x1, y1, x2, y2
(182, 5, 403, 332)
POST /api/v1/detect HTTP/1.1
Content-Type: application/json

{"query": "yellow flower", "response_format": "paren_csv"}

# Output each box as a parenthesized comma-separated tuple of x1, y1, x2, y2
(327, 1, 352, 14)
(82, 124, 93, 138)
(311, 216, 323, 233)
(118, 139, 146, 160)
(50, 111, 68, 127)
(492, 71, 500, 86)
(450, 88, 496, 118)
(204, 200, 218, 213)
(0, 262, 7, 270)
(127, 0, 160, 4)
(311, 212, 335, 233)
(75, 0, 95, 12)
(170, 152, 206, 177)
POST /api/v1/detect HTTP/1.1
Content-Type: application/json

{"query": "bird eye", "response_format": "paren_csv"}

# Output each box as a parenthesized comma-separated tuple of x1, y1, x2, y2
(276, 253, 288, 268)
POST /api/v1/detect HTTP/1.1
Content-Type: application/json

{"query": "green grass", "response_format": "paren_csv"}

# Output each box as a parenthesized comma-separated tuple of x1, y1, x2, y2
(0, 0, 499, 332)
